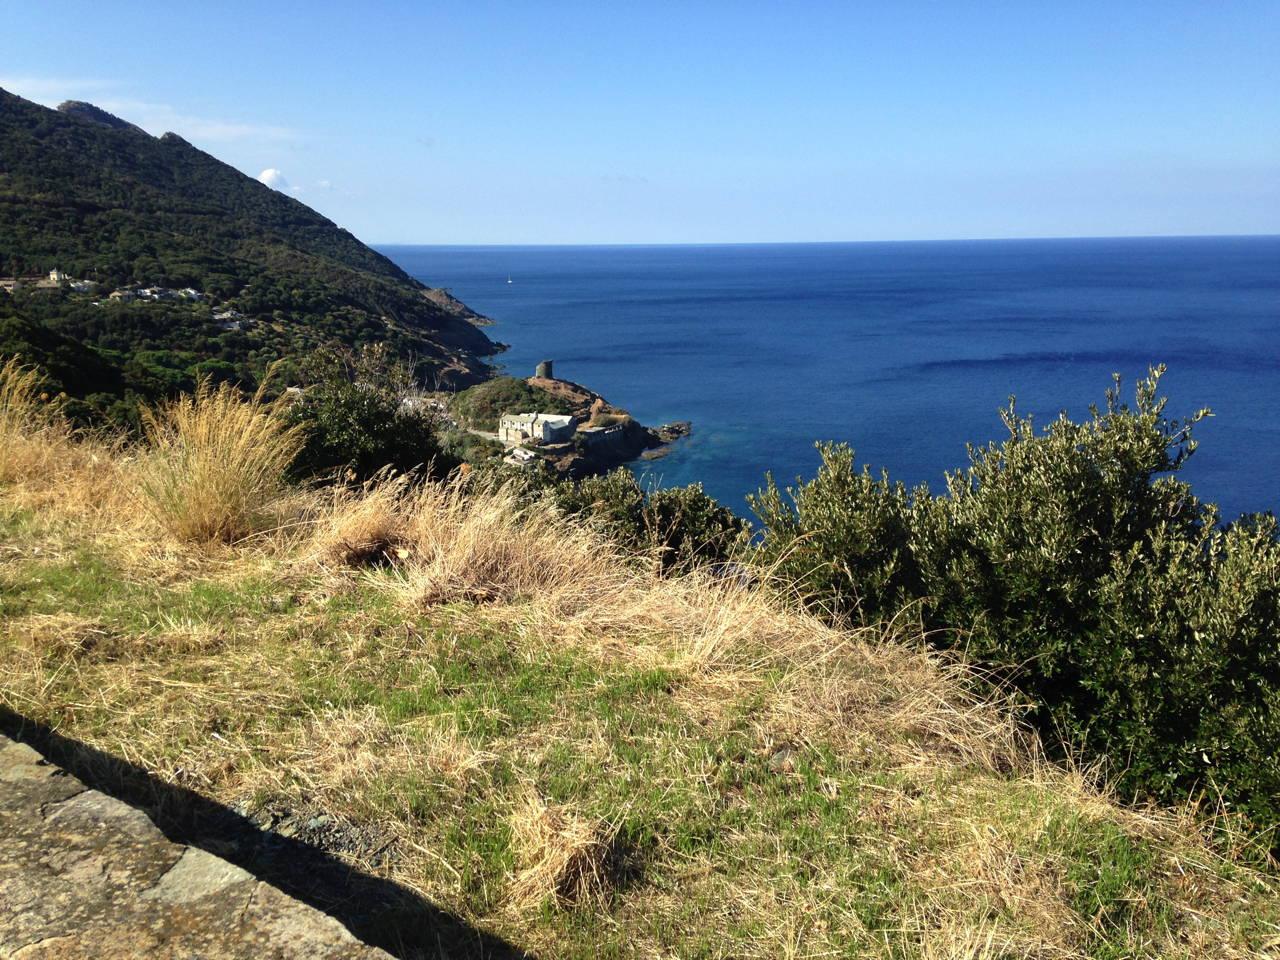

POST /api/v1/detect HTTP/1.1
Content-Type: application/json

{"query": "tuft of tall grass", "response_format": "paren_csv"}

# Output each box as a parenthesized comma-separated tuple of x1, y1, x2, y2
(395, 480, 626, 608)
(0, 356, 65, 485)
(308, 472, 410, 567)
(0, 357, 131, 524)
(138, 378, 305, 544)
(508, 790, 618, 910)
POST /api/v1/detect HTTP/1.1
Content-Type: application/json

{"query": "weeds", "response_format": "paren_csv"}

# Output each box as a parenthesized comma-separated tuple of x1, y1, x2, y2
(137, 377, 304, 544)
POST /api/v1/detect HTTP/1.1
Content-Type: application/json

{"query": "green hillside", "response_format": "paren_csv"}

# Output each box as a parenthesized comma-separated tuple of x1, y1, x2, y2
(0, 88, 496, 403)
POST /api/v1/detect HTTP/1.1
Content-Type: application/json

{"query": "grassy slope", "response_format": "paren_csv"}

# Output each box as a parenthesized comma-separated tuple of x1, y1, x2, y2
(0, 390, 1277, 958)
(451, 376, 580, 432)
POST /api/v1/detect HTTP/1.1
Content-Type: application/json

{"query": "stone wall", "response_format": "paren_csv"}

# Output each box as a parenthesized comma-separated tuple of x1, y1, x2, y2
(0, 734, 390, 959)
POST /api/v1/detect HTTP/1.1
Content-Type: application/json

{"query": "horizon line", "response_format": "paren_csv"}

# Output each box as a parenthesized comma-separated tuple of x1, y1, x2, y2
(373, 231, 1280, 249)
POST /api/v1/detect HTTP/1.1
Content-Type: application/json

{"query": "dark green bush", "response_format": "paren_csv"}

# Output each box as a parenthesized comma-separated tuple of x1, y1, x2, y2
(286, 347, 454, 481)
(751, 367, 1280, 832)
(552, 468, 747, 572)
(440, 427, 505, 467)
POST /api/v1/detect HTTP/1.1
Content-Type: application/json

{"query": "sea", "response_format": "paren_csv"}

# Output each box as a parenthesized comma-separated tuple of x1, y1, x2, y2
(382, 237, 1280, 520)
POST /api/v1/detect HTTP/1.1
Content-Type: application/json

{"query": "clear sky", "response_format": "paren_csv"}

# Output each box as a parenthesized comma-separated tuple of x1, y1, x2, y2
(4, 1, 1277, 244)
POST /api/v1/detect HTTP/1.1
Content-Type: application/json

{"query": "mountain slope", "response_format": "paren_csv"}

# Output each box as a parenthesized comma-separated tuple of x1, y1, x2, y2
(0, 89, 496, 390)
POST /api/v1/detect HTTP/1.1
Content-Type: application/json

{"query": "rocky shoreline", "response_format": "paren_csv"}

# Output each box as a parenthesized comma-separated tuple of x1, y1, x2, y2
(519, 374, 690, 478)
(444, 367, 690, 480)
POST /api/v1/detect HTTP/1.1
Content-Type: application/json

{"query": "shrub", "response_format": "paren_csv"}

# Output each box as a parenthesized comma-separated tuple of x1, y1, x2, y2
(749, 446, 917, 620)
(751, 366, 1280, 832)
(138, 377, 304, 543)
(552, 468, 747, 572)
(286, 347, 454, 481)
(440, 427, 505, 467)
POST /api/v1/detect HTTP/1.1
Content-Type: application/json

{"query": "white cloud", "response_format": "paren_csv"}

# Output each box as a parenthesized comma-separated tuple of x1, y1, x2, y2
(257, 169, 306, 196)
(258, 168, 290, 190)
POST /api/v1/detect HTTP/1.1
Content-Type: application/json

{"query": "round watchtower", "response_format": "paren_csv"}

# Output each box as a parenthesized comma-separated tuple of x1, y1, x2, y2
(535, 360, 554, 380)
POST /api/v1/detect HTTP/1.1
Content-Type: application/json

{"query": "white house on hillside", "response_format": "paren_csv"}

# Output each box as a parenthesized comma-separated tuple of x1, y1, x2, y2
(498, 412, 576, 447)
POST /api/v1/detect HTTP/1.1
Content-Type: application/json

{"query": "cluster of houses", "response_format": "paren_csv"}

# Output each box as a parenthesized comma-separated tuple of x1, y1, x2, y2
(108, 285, 203, 304)
(0, 268, 97, 295)
(0, 269, 213, 309)
(1, 269, 257, 332)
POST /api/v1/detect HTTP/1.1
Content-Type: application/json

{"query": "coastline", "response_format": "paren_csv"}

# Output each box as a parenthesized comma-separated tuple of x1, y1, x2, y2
(445, 367, 691, 479)
(387, 237, 1280, 519)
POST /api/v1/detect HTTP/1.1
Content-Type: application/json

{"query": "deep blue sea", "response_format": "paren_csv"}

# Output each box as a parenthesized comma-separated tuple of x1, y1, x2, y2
(383, 238, 1280, 519)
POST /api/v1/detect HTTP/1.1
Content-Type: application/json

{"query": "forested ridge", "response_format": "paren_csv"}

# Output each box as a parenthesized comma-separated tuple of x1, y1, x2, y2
(0, 88, 496, 419)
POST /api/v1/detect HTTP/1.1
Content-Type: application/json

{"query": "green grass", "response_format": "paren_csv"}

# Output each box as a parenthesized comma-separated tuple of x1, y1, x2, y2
(450, 376, 577, 431)
(1, 520, 1277, 959)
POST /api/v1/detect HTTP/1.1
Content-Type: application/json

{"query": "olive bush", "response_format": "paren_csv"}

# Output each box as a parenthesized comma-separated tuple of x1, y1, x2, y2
(553, 468, 748, 573)
(751, 367, 1280, 831)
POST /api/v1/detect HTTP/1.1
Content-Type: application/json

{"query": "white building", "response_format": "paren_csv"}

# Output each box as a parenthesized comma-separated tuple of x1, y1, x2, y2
(498, 412, 577, 447)
(503, 446, 540, 468)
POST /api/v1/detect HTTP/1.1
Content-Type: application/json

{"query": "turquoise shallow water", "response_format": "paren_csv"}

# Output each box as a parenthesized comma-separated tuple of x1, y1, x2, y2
(383, 237, 1280, 519)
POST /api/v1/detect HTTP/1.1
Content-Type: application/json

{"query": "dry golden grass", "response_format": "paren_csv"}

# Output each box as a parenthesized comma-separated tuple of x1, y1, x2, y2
(0, 357, 135, 531)
(915, 924, 1012, 960)
(2, 374, 1278, 958)
(508, 789, 618, 910)
(244, 706, 499, 811)
(307, 475, 409, 567)
(0, 356, 51, 479)
(137, 377, 305, 544)
(0, 356, 77, 488)
(393, 479, 626, 608)
(354, 475, 1024, 775)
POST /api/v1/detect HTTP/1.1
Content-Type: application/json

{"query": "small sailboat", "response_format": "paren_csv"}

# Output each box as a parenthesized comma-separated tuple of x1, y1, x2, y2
(506, 275, 513, 284)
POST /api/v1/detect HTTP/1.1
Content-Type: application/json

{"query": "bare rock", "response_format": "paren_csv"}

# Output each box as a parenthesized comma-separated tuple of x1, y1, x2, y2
(0, 734, 390, 959)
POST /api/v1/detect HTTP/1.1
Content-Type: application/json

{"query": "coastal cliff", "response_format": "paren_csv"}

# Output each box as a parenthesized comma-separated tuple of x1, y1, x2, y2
(447, 368, 690, 477)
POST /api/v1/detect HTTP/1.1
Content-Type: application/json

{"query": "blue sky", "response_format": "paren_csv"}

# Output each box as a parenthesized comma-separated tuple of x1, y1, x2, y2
(4, 1, 1277, 244)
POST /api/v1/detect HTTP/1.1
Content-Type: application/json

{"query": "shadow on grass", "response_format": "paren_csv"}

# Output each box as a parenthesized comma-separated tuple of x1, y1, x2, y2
(0, 707, 535, 960)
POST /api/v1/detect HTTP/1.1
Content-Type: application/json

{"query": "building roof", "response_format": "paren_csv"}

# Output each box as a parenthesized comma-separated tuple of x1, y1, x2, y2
(500, 412, 540, 427)
(501, 412, 575, 428)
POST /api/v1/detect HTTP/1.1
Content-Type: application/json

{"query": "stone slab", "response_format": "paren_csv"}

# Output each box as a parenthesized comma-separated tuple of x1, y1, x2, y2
(0, 734, 390, 959)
